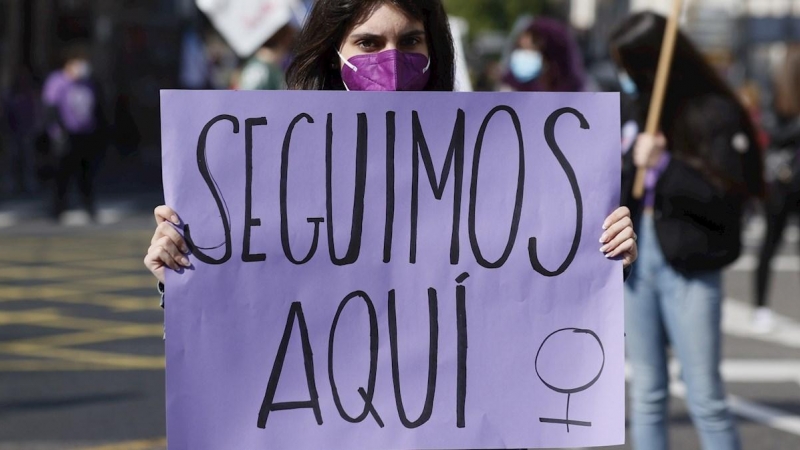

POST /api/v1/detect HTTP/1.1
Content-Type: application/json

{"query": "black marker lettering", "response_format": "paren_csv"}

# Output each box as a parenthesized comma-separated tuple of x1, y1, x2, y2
(468, 106, 525, 269)
(281, 113, 324, 264)
(185, 114, 237, 265)
(326, 113, 367, 266)
(388, 288, 438, 428)
(257, 302, 322, 428)
(528, 108, 587, 277)
(409, 109, 465, 264)
(243, 117, 268, 262)
(455, 272, 469, 428)
(383, 111, 396, 263)
(328, 291, 382, 426)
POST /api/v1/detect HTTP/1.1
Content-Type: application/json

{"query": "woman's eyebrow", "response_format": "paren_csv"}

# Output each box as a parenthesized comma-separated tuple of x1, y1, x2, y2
(349, 29, 424, 41)
(349, 33, 383, 41)
(400, 29, 425, 39)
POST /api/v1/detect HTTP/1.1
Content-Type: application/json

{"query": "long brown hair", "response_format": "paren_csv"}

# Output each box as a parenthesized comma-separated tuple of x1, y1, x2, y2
(610, 11, 763, 198)
(286, 0, 455, 91)
(774, 44, 800, 118)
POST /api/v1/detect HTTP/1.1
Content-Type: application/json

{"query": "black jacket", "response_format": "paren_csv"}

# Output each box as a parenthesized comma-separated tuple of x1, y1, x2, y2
(622, 95, 761, 274)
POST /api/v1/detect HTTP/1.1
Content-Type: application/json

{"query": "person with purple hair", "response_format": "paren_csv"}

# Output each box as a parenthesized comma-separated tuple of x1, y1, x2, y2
(501, 17, 587, 92)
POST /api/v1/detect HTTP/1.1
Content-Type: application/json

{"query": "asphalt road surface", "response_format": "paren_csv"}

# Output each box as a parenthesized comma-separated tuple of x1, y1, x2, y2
(0, 203, 798, 450)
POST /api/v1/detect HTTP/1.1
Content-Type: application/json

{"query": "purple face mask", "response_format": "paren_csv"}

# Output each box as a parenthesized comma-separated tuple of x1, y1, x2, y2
(338, 49, 431, 91)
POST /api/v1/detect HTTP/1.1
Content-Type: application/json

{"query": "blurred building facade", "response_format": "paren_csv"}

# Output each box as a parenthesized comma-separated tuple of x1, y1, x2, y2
(1, 0, 200, 192)
(2, 0, 800, 195)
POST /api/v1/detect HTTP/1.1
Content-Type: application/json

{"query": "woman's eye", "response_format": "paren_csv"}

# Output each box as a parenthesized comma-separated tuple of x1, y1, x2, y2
(357, 40, 376, 50)
(400, 37, 421, 47)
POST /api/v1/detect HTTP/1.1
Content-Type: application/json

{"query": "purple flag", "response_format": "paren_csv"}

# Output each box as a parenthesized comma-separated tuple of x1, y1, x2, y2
(160, 90, 624, 449)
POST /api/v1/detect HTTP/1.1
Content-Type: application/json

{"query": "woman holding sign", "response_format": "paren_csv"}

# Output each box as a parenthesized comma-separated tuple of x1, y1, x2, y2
(611, 12, 763, 450)
(146, 0, 638, 282)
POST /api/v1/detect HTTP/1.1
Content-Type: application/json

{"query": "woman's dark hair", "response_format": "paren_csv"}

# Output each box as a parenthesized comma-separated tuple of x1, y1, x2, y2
(774, 44, 800, 118)
(610, 11, 763, 197)
(286, 0, 455, 91)
(61, 42, 91, 67)
(503, 18, 586, 92)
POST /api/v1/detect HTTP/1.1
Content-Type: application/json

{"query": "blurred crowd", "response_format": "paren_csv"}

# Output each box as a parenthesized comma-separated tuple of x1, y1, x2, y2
(1, 2, 798, 449)
(0, 3, 797, 327)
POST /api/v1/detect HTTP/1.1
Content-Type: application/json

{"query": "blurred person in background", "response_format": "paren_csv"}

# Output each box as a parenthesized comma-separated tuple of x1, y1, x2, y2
(42, 44, 107, 222)
(611, 11, 763, 450)
(237, 24, 296, 90)
(501, 17, 588, 92)
(737, 82, 770, 153)
(1, 67, 40, 195)
(754, 44, 800, 332)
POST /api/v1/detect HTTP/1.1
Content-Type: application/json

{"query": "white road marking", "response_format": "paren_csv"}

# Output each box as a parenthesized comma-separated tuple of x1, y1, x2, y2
(722, 299, 800, 349)
(743, 218, 799, 246)
(628, 293, 800, 439)
(669, 381, 800, 437)
(729, 254, 800, 272)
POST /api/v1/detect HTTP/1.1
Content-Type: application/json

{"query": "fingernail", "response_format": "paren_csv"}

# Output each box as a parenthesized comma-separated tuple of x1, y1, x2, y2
(171, 215, 179, 224)
(605, 253, 613, 259)
(181, 257, 190, 266)
(599, 234, 608, 243)
(181, 246, 189, 253)
(600, 245, 608, 253)
(602, 223, 609, 230)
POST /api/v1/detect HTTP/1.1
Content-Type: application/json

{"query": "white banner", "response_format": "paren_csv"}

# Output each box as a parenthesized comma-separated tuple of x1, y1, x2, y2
(196, 0, 297, 58)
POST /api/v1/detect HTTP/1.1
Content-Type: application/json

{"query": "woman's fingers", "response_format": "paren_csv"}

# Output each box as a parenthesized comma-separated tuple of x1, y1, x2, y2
(154, 205, 180, 226)
(158, 235, 191, 267)
(602, 206, 630, 231)
(150, 221, 188, 253)
(633, 133, 667, 168)
(598, 206, 638, 268)
(600, 215, 632, 244)
(600, 219, 636, 253)
(621, 239, 638, 268)
(143, 248, 166, 284)
(145, 236, 191, 276)
(145, 205, 187, 284)
(602, 226, 636, 257)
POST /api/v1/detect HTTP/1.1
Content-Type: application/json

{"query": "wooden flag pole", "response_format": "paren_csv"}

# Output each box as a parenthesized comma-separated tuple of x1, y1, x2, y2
(632, 0, 685, 200)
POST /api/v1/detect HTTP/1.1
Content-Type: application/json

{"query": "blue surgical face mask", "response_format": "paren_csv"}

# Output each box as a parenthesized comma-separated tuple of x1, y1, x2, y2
(618, 71, 637, 95)
(510, 49, 543, 83)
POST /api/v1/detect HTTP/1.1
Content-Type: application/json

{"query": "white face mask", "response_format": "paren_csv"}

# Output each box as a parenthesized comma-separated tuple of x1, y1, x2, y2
(618, 71, 637, 95)
(509, 49, 543, 83)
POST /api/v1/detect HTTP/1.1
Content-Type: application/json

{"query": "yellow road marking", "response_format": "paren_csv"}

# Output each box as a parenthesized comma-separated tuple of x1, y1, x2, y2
(0, 285, 92, 301)
(0, 359, 162, 371)
(0, 309, 157, 331)
(70, 259, 151, 271)
(0, 265, 97, 279)
(0, 308, 62, 325)
(0, 292, 158, 311)
(0, 229, 165, 373)
(81, 437, 167, 450)
(73, 275, 156, 289)
(0, 344, 165, 369)
(6, 326, 163, 348)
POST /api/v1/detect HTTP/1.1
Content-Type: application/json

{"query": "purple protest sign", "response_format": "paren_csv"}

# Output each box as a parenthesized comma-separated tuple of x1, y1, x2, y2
(160, 90, 623, 449)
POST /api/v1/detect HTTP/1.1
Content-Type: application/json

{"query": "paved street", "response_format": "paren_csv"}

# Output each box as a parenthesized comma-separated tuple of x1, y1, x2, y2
(0, 199, 798, 449)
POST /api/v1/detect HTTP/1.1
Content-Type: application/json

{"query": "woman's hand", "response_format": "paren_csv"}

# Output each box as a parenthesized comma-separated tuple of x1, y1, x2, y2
(600, 206, 637, 268)
(633, 132, 667, 169)
(144, 205, 190, 284)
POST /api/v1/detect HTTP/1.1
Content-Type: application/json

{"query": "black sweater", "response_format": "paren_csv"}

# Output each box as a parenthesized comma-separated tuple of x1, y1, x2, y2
(621, 94, 762, 274)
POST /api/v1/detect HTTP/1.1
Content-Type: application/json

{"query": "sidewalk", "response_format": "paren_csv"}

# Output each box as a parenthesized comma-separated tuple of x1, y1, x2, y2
(0, 192, 162, 231)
